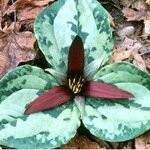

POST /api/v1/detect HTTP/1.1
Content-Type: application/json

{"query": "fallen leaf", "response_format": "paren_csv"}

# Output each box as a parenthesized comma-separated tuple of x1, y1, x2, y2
(15, 0, 54, 8)
(18, 6, 41, 22)
(143, 18, 150, 37)
(122, 7, 146, 21)
(0, 0, 9, 15)
(120, 0, 135, 7)
(135, 132, 150, 149)
(6, 0, 55, 23)
(121, 0, 150, 37)
(146, 0, 150, 5)
(109, 48, 132, 63)
(131, 0, 147, 11)
(0, 23, 36, 78)
(132, 51, 147, 71)
(117, 26, 135, 39)
(31, 0, 54, 7)
(0, 0, 9, 27)
(145, 58, 150, 69)
(60, 135, 108, 149)
(118, 37, 143, 52)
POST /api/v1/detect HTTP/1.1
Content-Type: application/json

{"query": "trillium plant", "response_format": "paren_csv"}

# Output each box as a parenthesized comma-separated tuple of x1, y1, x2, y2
(0, 0, 150, 149)
(25, 35, 133, 114)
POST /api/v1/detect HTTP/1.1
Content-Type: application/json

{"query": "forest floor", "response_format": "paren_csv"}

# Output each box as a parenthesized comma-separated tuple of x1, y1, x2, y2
(0, 0, 150, 149)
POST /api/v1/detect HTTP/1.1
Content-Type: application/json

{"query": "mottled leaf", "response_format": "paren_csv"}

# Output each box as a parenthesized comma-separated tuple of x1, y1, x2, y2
(82, 62, 150, 142)
(0, 90, 80, 148)
(34, 0, 113, 75)
(0, 65, 58, 102)
(0, 65, 80, 148)
(93, 62, 150, 88)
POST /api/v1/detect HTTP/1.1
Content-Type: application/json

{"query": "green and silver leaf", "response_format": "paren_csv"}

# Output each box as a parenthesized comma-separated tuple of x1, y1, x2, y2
(0, 65, 80, 148)
(82, 62, 150, 142)
(34, 0, 113, 74)
(0, 65, 58, 102)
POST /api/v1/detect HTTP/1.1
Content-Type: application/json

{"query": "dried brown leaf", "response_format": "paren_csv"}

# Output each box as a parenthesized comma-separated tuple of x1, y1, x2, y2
(0, 24, 36, 77)
(118, 37, 143, 52)
(110, 49, 132, 63)
(0, 0, 9, 27)
(132, 51, 147, 71)
(143, 18, 150, 36)
(122, 7, 146, 21)
(135, 132, 150, 149)
(15, 0, 54, 8)
(0, 0, 9, 15)
(117, 26, 135, 38)
(31, 0, 54, 7)
(6, 0, 55, 23)
(0, 22, 20, 33)
(146, 0, 150, 5)
(120, 0, 135, 7)
(121, 0, 150, 37)
(131, 0, 147, 11)
(18, 6, 41, 22)
(60, 135, 107, 149)
(145, 58, 150, 69)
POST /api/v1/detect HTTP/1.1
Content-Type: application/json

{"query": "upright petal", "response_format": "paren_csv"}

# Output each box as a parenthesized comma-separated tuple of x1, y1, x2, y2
(25, 86, 72, 114)
(83, 81, 134, 99)
(67, 35, 84, 76)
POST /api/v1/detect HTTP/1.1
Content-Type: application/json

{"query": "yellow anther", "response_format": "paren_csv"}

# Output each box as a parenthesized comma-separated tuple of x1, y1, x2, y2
(74, 87, 80, 94)
(69, 78, 72, 89)
(68, 76, 84, 94)
(73, 78, 76, 84)
(72, 85, 76, 92)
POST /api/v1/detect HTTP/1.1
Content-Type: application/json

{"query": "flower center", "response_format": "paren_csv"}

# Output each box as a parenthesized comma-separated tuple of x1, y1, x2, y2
(68, 75, 84, 94)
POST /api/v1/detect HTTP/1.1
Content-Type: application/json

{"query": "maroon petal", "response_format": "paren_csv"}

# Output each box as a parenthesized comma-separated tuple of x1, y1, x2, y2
(25, 86, 72, 114)
(67, 35, 84, 77)
(83, 81, 134, 99)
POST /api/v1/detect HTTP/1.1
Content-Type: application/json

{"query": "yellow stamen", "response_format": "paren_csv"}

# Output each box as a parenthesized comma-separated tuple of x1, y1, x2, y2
(69, 78, 72, 89)
(73, 78, 76, 84)
(68, 76, 84, 94)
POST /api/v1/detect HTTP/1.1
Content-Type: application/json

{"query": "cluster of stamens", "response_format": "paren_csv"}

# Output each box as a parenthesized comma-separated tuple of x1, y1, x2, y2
(68, 76, 84, 94)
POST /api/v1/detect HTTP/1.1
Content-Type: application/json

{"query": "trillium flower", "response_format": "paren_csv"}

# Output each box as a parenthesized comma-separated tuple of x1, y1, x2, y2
(25, 35, 133, 114)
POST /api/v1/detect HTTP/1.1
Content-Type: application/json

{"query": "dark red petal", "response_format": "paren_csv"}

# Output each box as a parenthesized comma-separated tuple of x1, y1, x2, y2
(67, 35, 84, 77)
(25, 86, 72, 114)
(83, 81, 134, 99)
